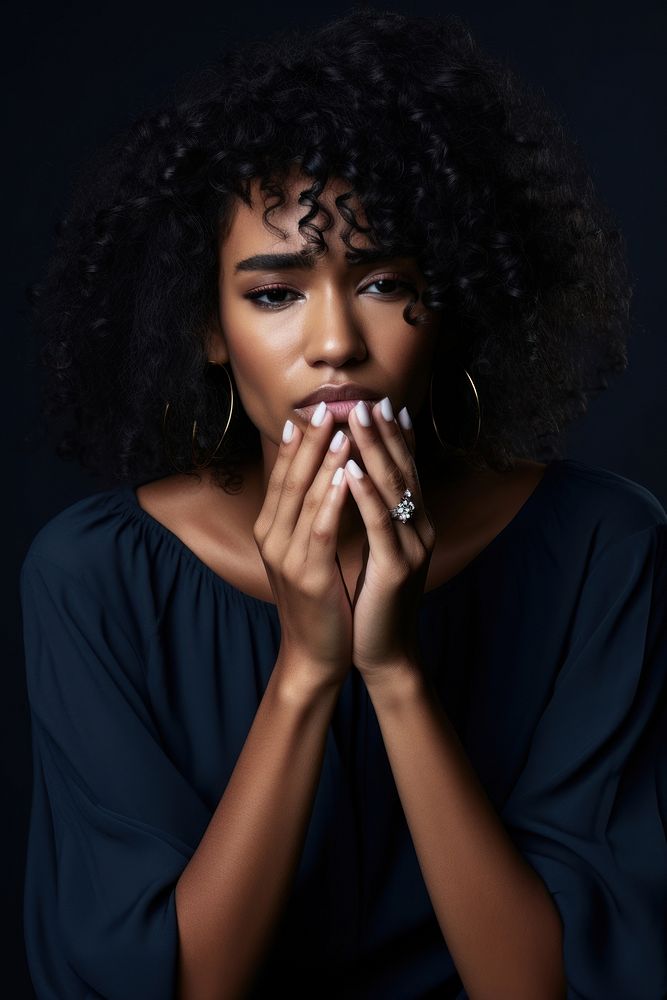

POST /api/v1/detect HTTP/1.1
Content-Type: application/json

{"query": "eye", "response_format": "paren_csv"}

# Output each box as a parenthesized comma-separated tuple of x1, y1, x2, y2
(244, 285, 300, 309)
(244, 273, 415, 310)
(362, 275, 415, 297)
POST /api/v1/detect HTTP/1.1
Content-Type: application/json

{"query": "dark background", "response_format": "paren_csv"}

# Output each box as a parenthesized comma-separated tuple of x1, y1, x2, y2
(5, 1, 665, 994)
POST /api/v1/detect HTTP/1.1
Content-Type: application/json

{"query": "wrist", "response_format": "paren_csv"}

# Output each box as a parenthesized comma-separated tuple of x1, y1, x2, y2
(359, 656, 426, 705)
(273, 647, 348, 704)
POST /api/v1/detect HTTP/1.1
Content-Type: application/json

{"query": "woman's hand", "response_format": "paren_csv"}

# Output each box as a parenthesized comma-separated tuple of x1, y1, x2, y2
(253, 402, 354, 689)
(344, 398, 437, 687)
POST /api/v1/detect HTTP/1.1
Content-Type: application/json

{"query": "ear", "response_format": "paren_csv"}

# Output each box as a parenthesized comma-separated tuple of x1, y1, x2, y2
(206, 323, 230, 366)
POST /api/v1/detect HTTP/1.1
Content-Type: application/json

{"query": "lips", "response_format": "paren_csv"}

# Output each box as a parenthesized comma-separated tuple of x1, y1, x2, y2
(293, 382, 383, 425)
(295, 398, 380, 424)
(294, 382, 381, 407)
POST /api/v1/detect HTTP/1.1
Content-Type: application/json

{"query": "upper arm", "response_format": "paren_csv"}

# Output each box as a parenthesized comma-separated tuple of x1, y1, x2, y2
(498, 523, 667, 999)
(20, 548, 211, 1000)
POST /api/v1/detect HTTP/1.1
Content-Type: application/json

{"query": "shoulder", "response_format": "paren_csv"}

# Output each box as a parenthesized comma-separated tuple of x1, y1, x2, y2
(552, 459, 667, 547)
(19, 486, 162, 656)
(21, 487, 136, 587)
(19, 486, 149, 617)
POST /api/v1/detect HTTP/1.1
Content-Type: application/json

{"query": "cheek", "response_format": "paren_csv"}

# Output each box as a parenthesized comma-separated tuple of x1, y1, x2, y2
(380, 337, 432, 379)
(228, 342, 272, 410)
(220, 295, 296, 374)
(377, 336, 436, 416)
(223, 335, 296, 435)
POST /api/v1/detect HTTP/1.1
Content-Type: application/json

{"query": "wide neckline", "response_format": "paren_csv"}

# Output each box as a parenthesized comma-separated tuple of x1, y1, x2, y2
(116, 459, 565, 612)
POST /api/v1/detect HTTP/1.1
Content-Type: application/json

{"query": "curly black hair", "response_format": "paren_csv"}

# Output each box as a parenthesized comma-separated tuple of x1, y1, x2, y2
(24, 5, 633, 494)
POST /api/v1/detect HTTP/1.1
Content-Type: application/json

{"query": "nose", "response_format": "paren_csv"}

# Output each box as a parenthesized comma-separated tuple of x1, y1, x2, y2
(302, 297, 368, 367)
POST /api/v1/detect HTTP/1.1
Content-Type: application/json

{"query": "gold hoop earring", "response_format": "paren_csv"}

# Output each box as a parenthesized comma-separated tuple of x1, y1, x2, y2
(429, 367, 481, 455)
(162, 362, 235, 474)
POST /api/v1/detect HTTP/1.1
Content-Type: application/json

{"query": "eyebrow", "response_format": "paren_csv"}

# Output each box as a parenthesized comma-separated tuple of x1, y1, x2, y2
(234, 248, 409, 273)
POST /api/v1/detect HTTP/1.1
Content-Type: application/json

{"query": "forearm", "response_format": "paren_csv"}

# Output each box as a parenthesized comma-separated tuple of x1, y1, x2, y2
(366, 665, 566, 1000)
(175, 655, 342, 1000)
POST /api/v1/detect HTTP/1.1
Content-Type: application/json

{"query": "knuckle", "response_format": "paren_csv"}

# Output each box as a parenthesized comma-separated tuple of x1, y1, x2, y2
(301, 489, 321, 517)
(423, 525, 437, 551)
(373, 506, 395, 532)
(385, 464, 406, 494)
(310, 521, 333, 545)
(281, 551, 302, 579)
(260, 538, 280, 565)
(282, 473, 306, 498)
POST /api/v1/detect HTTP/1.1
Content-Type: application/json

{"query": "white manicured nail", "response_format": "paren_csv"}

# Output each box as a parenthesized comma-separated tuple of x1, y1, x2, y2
(329, 430, 346, 452)
(380, 396, 394, 421)
(354, 400, 372, 427)
(282, 419, 294, 443)
(398, 406, 412, 430)
(346, 458, 364, 479)
(331, 466, 344, 486)
(311, 400, 327, 426)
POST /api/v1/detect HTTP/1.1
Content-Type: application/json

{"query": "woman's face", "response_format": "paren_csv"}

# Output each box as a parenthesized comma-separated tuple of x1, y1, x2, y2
(211, 171, 441, 476)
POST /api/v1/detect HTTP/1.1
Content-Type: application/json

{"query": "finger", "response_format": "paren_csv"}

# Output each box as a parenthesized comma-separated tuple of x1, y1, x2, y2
(290, 427, 351, 556)
(342, 457, 408, 568)
(348, 397, 432, 547)
(397, 405, 416, 457)
(370, 398, 418, 482)
(394, 406, 435, 543)
(270, 401, 338, 541)
(253, 416, 305, 548)
(304, 460, 351, 581)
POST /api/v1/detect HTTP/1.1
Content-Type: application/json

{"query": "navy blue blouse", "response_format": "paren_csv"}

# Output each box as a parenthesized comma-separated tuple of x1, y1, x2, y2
(19, 458, 667, 999)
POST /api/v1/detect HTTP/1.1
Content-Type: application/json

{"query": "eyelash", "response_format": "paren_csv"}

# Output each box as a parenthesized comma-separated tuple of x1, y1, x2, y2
(243, 273, 415, 310)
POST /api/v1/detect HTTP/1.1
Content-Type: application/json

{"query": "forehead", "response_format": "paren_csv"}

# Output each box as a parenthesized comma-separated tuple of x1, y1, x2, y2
(220, 171, 376, 260)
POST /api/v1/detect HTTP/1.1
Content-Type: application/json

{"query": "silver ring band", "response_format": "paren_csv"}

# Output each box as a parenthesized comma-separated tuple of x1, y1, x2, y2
(389, 488, 416, 524)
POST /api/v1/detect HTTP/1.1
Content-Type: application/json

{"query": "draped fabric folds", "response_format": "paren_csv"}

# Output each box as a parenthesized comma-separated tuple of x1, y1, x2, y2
(19, 459, 667, 999)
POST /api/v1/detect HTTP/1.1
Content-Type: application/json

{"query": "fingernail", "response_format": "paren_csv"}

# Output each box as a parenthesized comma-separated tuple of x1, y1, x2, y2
(346, 458, 364, 479)
(379, 396, 394, 421)
(398, 406, 412, 430)
(311, 400, 328, 426)
(331, 466, 344, 486)
(282, 419, 294, 443)
(329, 429, 346, 452)
(355, 400, 372, 427)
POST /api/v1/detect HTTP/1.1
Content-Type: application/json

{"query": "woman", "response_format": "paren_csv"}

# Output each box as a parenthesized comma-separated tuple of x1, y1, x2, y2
(20, 7, 667, 999)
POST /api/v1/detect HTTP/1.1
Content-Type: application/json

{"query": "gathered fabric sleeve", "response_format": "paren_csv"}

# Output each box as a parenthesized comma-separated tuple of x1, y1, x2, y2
(498, 522, 667, 1000)
(20, 549, 212, 1000)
